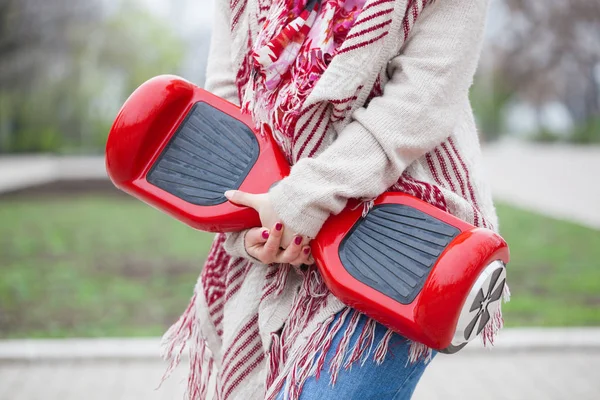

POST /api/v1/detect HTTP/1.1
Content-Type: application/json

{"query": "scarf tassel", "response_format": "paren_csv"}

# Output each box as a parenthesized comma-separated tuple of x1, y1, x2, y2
(481, 283, 511, 347)
(159, 292, 214, 400)
(267, 309, 425, 400)
(276, 283, 513, 398)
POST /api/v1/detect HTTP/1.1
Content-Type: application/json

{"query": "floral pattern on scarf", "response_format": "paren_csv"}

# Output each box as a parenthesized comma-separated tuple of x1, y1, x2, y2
(243, 0, 367, 147)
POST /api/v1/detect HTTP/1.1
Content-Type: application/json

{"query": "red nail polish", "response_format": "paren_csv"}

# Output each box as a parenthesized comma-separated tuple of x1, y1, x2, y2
(262, 230, 269, 239)
(294, 236, 302, 245)
(303, 248, 310, 255)
(275, 223, 283, 231)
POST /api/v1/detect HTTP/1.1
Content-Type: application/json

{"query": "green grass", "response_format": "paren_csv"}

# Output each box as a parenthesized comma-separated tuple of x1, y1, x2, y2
(497, 204, 600, 326)
(0, 195, 215, 338)
(0, 196, 598, 338)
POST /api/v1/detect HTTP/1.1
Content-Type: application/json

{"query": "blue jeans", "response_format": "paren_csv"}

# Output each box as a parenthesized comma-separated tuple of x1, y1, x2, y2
(277, 311, 435, 400)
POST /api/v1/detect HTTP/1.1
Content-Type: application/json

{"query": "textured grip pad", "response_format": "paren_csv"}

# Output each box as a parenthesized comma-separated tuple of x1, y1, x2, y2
(147, 102, 259, 205)
(339, 204, 460, 304)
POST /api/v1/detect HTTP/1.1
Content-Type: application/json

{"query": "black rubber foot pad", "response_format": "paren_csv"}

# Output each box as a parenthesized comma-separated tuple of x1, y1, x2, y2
(147, 102, 259, 206)
(339, 204, 460, 304)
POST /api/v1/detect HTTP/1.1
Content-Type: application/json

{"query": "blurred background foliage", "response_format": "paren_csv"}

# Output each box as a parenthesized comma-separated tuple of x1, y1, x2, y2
(0, 0, 599, 154)
(474, 0, 600, 144)
(0, 0, 187, 154)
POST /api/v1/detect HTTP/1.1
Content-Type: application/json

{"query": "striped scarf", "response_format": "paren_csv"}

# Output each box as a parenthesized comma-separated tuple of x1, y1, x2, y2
(241, 0, 368, 160)
(160, 1, 508, 399)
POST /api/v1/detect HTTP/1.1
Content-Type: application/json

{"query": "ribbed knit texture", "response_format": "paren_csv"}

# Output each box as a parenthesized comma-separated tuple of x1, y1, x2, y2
(160, 1, 502, 399)
(268, 0, 492, 238)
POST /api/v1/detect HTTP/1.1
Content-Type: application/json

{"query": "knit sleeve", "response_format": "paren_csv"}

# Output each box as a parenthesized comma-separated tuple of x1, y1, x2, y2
(204, 0, 239, 106)
(268, 0, 489, 238)
(205, 0, 254, 260)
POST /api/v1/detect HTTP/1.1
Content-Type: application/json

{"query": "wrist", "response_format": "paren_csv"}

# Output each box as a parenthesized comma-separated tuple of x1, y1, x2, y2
(268, 179, 328, 239)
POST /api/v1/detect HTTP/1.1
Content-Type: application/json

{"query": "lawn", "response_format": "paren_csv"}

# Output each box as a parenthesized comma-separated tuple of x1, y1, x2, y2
(0, 196, 598, 338)
(496, 203, 600, 326)
(0, 195, 214, 338)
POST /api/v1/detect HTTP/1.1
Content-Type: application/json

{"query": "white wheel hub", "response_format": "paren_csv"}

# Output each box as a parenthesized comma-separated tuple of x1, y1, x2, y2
(450, 260, 507, 347)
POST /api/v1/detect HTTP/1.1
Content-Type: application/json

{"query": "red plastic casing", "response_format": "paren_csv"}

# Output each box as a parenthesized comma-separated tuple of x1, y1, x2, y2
(106, 75, 510, 350)
(105, 75, 290, 232)
(312, 193, 509, 350)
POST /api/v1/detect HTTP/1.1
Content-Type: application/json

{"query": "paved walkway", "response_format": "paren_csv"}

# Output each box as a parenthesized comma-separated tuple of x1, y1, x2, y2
(1, 330, 600, 400)
(0, 156, 106, 193)
(1, 350, 599, 400)
(2, 142, 599, 228)
(482, 140, 600, 229)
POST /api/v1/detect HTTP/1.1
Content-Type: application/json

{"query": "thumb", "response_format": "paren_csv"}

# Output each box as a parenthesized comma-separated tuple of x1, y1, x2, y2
(224, 190, 259, 209)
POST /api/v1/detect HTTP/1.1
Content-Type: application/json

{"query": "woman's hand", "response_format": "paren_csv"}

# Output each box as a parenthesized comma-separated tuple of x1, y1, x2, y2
(224, 190, 309, 248)
(244, 223, 313, 266)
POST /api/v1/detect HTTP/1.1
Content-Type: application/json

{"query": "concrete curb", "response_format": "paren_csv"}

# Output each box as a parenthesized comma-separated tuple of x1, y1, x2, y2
(0, 155, 106, 194)
(0, 338, 161, 361)
(1, 328, 599, 361)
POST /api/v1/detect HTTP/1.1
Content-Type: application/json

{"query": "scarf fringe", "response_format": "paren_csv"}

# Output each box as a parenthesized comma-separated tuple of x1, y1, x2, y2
(313, 310, 349, 381)
(161, 280, 512, 399)
(344, 317, 377, 369)
(407, 341, 433, 364)
(268, 310, 430, 400)
(266, 332, 283, 390)
(373, 329, 394, 365)
(327, 309, 361, 385)
(285, 314, 339, 400)
(159, 292, 213, 400)
(481, 283, 511, 347)
(187, 327, 214, 400)
(503, 283, 511, 303)
(361, 198, 376, 217)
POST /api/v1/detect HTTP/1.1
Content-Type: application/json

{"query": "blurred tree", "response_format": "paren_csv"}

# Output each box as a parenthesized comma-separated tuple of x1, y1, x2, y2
(99, 2, 185, 98)
(0, 0, 99, 89)
(0, 0, 184, 154)
(0, 0, 100, 151)
(490, 0, 600, 141)
(470, 73, 512, 142)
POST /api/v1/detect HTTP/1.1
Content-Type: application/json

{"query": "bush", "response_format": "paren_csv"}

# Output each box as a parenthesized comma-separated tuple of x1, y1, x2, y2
(571, 117, 600, 144)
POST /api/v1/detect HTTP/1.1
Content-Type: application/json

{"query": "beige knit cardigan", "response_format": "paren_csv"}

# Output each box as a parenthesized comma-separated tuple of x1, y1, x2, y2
(161, 0, 500, 399)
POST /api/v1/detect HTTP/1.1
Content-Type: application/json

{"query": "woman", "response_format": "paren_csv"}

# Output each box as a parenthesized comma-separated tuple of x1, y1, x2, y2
(161, 0, 503, 399)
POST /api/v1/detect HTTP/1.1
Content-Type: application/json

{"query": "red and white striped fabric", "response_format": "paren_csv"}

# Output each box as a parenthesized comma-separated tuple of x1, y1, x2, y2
(161, 0, 508, 399)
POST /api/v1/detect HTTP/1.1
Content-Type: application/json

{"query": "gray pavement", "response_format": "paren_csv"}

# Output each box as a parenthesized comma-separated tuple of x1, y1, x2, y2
(1, 351, 598, 399)
(0, 155, 106, 193)
(1, 330, 600, 400)
(2, 328, 599, 360)
(482, 140, 600, 230)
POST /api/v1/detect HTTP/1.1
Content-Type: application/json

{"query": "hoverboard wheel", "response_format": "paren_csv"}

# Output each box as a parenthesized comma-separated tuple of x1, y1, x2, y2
(440, 260, 507, 353)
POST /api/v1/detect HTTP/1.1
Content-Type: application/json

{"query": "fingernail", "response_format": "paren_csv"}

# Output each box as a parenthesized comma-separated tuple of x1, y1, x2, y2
(262, 230, 269, 239)
(275, 222, 283, 231)
(224, 190, 234, 198)
(303, 247, 310, 255)
(294, 236, 302, 245)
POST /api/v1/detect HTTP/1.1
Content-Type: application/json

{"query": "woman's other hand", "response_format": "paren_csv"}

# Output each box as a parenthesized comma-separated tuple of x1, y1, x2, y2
(244, 223, 313, 266)
(224, 190, 309, 248)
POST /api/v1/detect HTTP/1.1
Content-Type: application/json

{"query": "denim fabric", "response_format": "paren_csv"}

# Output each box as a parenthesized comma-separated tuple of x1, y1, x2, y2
(276, 311, 435, 400)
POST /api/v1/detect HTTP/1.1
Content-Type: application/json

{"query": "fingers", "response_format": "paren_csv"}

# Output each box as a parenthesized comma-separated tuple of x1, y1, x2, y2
(244, 227, 269, 248)
(245, 222, 313, 266)
(224, 190, 259, 209)
(275, 235, 304, 264)
(279, 229, 310, 249)
(245, 227, 270, 262)
(287, 245, 312, 266)
(258, 221, 283, 263)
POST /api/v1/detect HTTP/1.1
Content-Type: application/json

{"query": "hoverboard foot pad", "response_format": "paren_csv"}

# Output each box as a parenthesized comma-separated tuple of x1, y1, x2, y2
(339, 204, 460, 304)
(147, 102, 259, 206)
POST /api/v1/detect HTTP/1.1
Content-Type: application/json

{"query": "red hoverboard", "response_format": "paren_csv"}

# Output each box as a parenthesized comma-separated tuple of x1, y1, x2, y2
(106, 75, 509, 353)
